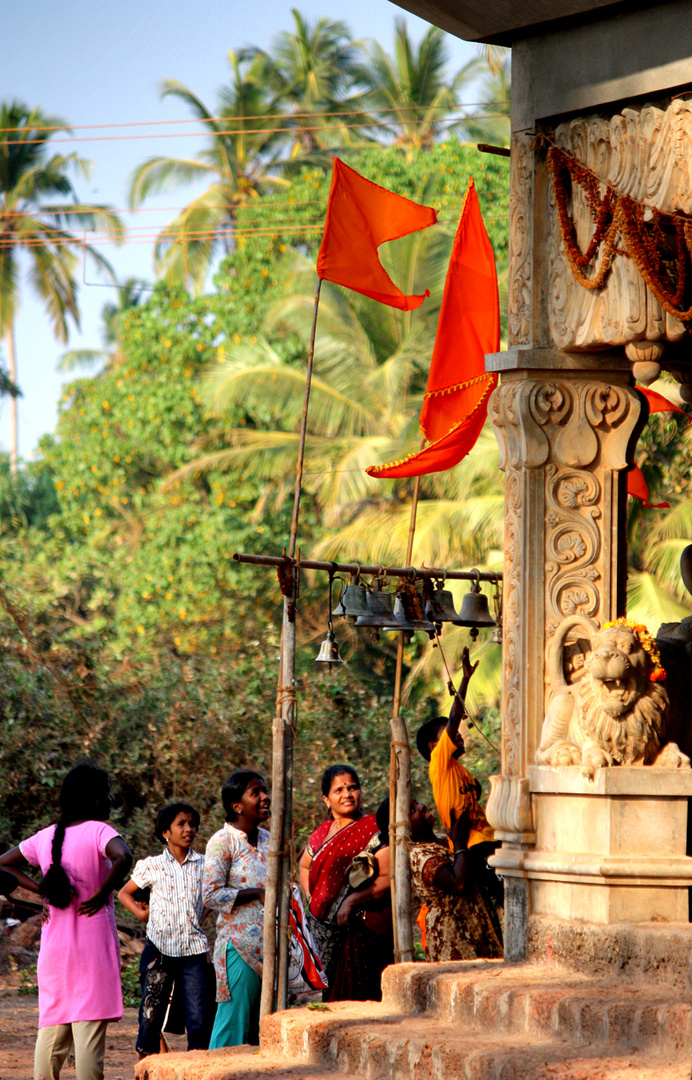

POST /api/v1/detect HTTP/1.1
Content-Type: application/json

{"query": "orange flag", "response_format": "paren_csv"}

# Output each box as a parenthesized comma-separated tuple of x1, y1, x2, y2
(628, 385, 686, 509)
(316, 158, 437, 310)
(367, 179, 499, 478)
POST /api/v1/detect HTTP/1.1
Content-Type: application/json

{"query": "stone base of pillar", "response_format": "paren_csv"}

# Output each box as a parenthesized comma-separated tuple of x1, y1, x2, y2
(528, 765, 692, 922)
(491, 766, 692, 960)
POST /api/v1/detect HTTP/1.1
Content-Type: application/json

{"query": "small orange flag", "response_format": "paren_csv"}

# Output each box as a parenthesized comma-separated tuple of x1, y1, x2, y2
(316, 158, 437, 310)
(628, 386, 686, 509)
(367, 179, 499, 478)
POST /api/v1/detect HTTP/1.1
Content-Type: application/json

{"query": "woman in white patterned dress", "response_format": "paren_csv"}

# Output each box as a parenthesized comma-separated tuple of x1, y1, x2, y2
(202, 770, 270, 1047)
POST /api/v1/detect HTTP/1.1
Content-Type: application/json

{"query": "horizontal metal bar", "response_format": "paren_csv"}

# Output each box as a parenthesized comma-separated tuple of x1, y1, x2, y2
(232, 551, 502, 583)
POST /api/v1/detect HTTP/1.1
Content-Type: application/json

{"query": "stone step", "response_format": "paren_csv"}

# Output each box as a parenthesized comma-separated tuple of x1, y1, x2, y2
(262, 1002, 692, 1080)
(134, 1043, 366, 1080)
(381, 960, 692, 1054)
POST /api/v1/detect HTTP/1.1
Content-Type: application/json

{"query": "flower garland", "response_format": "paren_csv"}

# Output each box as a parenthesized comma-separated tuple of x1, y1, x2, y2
(602, 616, 667, 682)
(547, 145, 692, 321)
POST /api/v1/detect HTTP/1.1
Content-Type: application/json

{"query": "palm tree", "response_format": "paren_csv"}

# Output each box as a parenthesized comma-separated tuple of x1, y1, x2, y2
(243, 10, 367, 156)
(0, 102, 122, 471)
(355, 19, 482, 150)
(58, 277, 147, 373)
(128, 52, 288, 292)
(463, 46, 511, 147)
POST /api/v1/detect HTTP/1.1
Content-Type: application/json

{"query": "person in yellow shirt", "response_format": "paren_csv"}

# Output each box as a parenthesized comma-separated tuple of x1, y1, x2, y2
(415, 647, 502, 906)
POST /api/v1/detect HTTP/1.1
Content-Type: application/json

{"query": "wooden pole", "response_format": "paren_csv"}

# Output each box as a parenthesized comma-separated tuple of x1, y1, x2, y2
(391, 711, 412, 960)
(388, 471, 421, 963)
(261, 279, 322, 1019)
(260, 615, 287, 1019)
(276, 583, 297, 1012)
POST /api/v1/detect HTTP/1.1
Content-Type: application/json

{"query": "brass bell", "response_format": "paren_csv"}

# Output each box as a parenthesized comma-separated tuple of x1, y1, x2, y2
(315, 627, 344, 667)
(425, 584, 468, 627)
(390, 592, 436, 640)
(456, 572, 496, 641)
(332, 582, 369, 625)
(354, 588, 399, 642)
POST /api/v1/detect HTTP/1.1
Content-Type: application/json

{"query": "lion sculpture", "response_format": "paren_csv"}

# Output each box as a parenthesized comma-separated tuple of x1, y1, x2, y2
(536, 616, 691, 779)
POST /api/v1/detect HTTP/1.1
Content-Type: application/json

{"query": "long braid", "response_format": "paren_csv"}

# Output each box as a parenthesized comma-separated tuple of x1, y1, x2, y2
(39, 761, 110, 910)
(40, 815, 76, 909)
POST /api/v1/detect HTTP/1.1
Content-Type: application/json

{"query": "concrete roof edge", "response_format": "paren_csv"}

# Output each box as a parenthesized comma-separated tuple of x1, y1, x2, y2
(389, 0, 678, 46)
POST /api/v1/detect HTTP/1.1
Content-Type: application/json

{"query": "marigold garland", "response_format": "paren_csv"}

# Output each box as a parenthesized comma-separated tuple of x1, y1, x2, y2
(547, 145, 692, 321)
(602, 616, 667, 682)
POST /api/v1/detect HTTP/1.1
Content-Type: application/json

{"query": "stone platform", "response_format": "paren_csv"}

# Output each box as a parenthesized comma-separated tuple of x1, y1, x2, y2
(135, 954, 692, 1080)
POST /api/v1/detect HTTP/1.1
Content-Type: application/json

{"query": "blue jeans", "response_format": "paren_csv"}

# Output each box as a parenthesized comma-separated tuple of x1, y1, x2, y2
(136, 942, 213, 1056)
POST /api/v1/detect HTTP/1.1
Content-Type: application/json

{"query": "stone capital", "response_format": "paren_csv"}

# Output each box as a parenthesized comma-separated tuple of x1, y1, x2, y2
(487, 369, 644, 799)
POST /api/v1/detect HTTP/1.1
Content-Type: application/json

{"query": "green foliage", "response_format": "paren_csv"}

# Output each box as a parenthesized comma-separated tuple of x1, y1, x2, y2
(121, 956, 142, 1008)
(0, 455, 59, 533)
(17, 962, 38, 996)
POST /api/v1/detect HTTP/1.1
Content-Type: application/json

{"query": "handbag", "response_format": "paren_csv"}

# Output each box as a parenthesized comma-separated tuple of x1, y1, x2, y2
(347, 850, 378, 890)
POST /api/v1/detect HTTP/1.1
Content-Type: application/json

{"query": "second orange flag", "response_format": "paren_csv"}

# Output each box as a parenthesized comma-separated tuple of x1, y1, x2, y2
(316, 158, 438, 311)
(367, 179, 500, 478)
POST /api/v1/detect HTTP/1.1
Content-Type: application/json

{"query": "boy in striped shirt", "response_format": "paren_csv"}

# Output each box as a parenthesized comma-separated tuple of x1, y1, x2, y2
(118, 802, 213, 1058)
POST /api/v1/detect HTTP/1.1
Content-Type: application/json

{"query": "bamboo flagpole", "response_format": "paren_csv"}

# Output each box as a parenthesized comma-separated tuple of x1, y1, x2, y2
(261, 279, 323, 1021)
(388, 469, 421, 963)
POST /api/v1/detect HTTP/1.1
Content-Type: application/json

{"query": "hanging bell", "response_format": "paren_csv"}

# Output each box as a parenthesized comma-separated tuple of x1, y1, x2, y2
(425, 584, 469, 627)
(389, 592, 436, 640)
(315, 626, 344, 667)
(354, 588, 399, 642)
(332, 582, 369, 625)
(490, 623, 503, 645)
(456, 575, 496, 641)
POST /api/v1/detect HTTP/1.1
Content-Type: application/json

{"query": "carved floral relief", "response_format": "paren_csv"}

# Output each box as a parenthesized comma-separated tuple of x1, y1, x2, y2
(509, 132, 534, 346)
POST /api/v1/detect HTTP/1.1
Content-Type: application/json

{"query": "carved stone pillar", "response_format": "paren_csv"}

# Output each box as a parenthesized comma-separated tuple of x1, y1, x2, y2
(485, 360, 644, 960)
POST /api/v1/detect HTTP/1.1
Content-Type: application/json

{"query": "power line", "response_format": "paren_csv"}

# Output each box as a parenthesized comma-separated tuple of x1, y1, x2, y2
(0, 199, 326, 220)
(0, 212, 507, 250)
(3, 113, 511, 146)
(0, 190, 509, 223)
(0, 103, 512, 135)
(0, 211, 510, 250)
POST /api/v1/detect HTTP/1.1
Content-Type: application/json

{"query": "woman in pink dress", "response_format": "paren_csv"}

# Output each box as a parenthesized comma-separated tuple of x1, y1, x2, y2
(0, 762, 132, 1080)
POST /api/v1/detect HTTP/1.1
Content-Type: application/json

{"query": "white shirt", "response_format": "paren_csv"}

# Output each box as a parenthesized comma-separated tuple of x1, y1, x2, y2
(130, 848, 208, 957)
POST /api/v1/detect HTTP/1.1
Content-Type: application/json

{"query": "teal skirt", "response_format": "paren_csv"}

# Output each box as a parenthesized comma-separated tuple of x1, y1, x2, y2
(208, 944, 262, 1049)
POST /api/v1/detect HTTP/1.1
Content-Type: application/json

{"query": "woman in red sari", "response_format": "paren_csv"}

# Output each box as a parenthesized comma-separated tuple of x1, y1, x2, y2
(298, 765, 392, 1001)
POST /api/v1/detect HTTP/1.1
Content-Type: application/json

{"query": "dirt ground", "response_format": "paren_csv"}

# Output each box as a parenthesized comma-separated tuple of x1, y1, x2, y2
(0, 991, 187, 1080)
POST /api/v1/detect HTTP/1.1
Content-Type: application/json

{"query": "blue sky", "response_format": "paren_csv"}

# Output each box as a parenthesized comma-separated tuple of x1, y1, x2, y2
(2, 0, 477, 460)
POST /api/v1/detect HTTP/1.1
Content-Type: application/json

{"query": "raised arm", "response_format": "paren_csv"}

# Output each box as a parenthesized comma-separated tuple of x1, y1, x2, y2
(446, 646, 479, 742)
